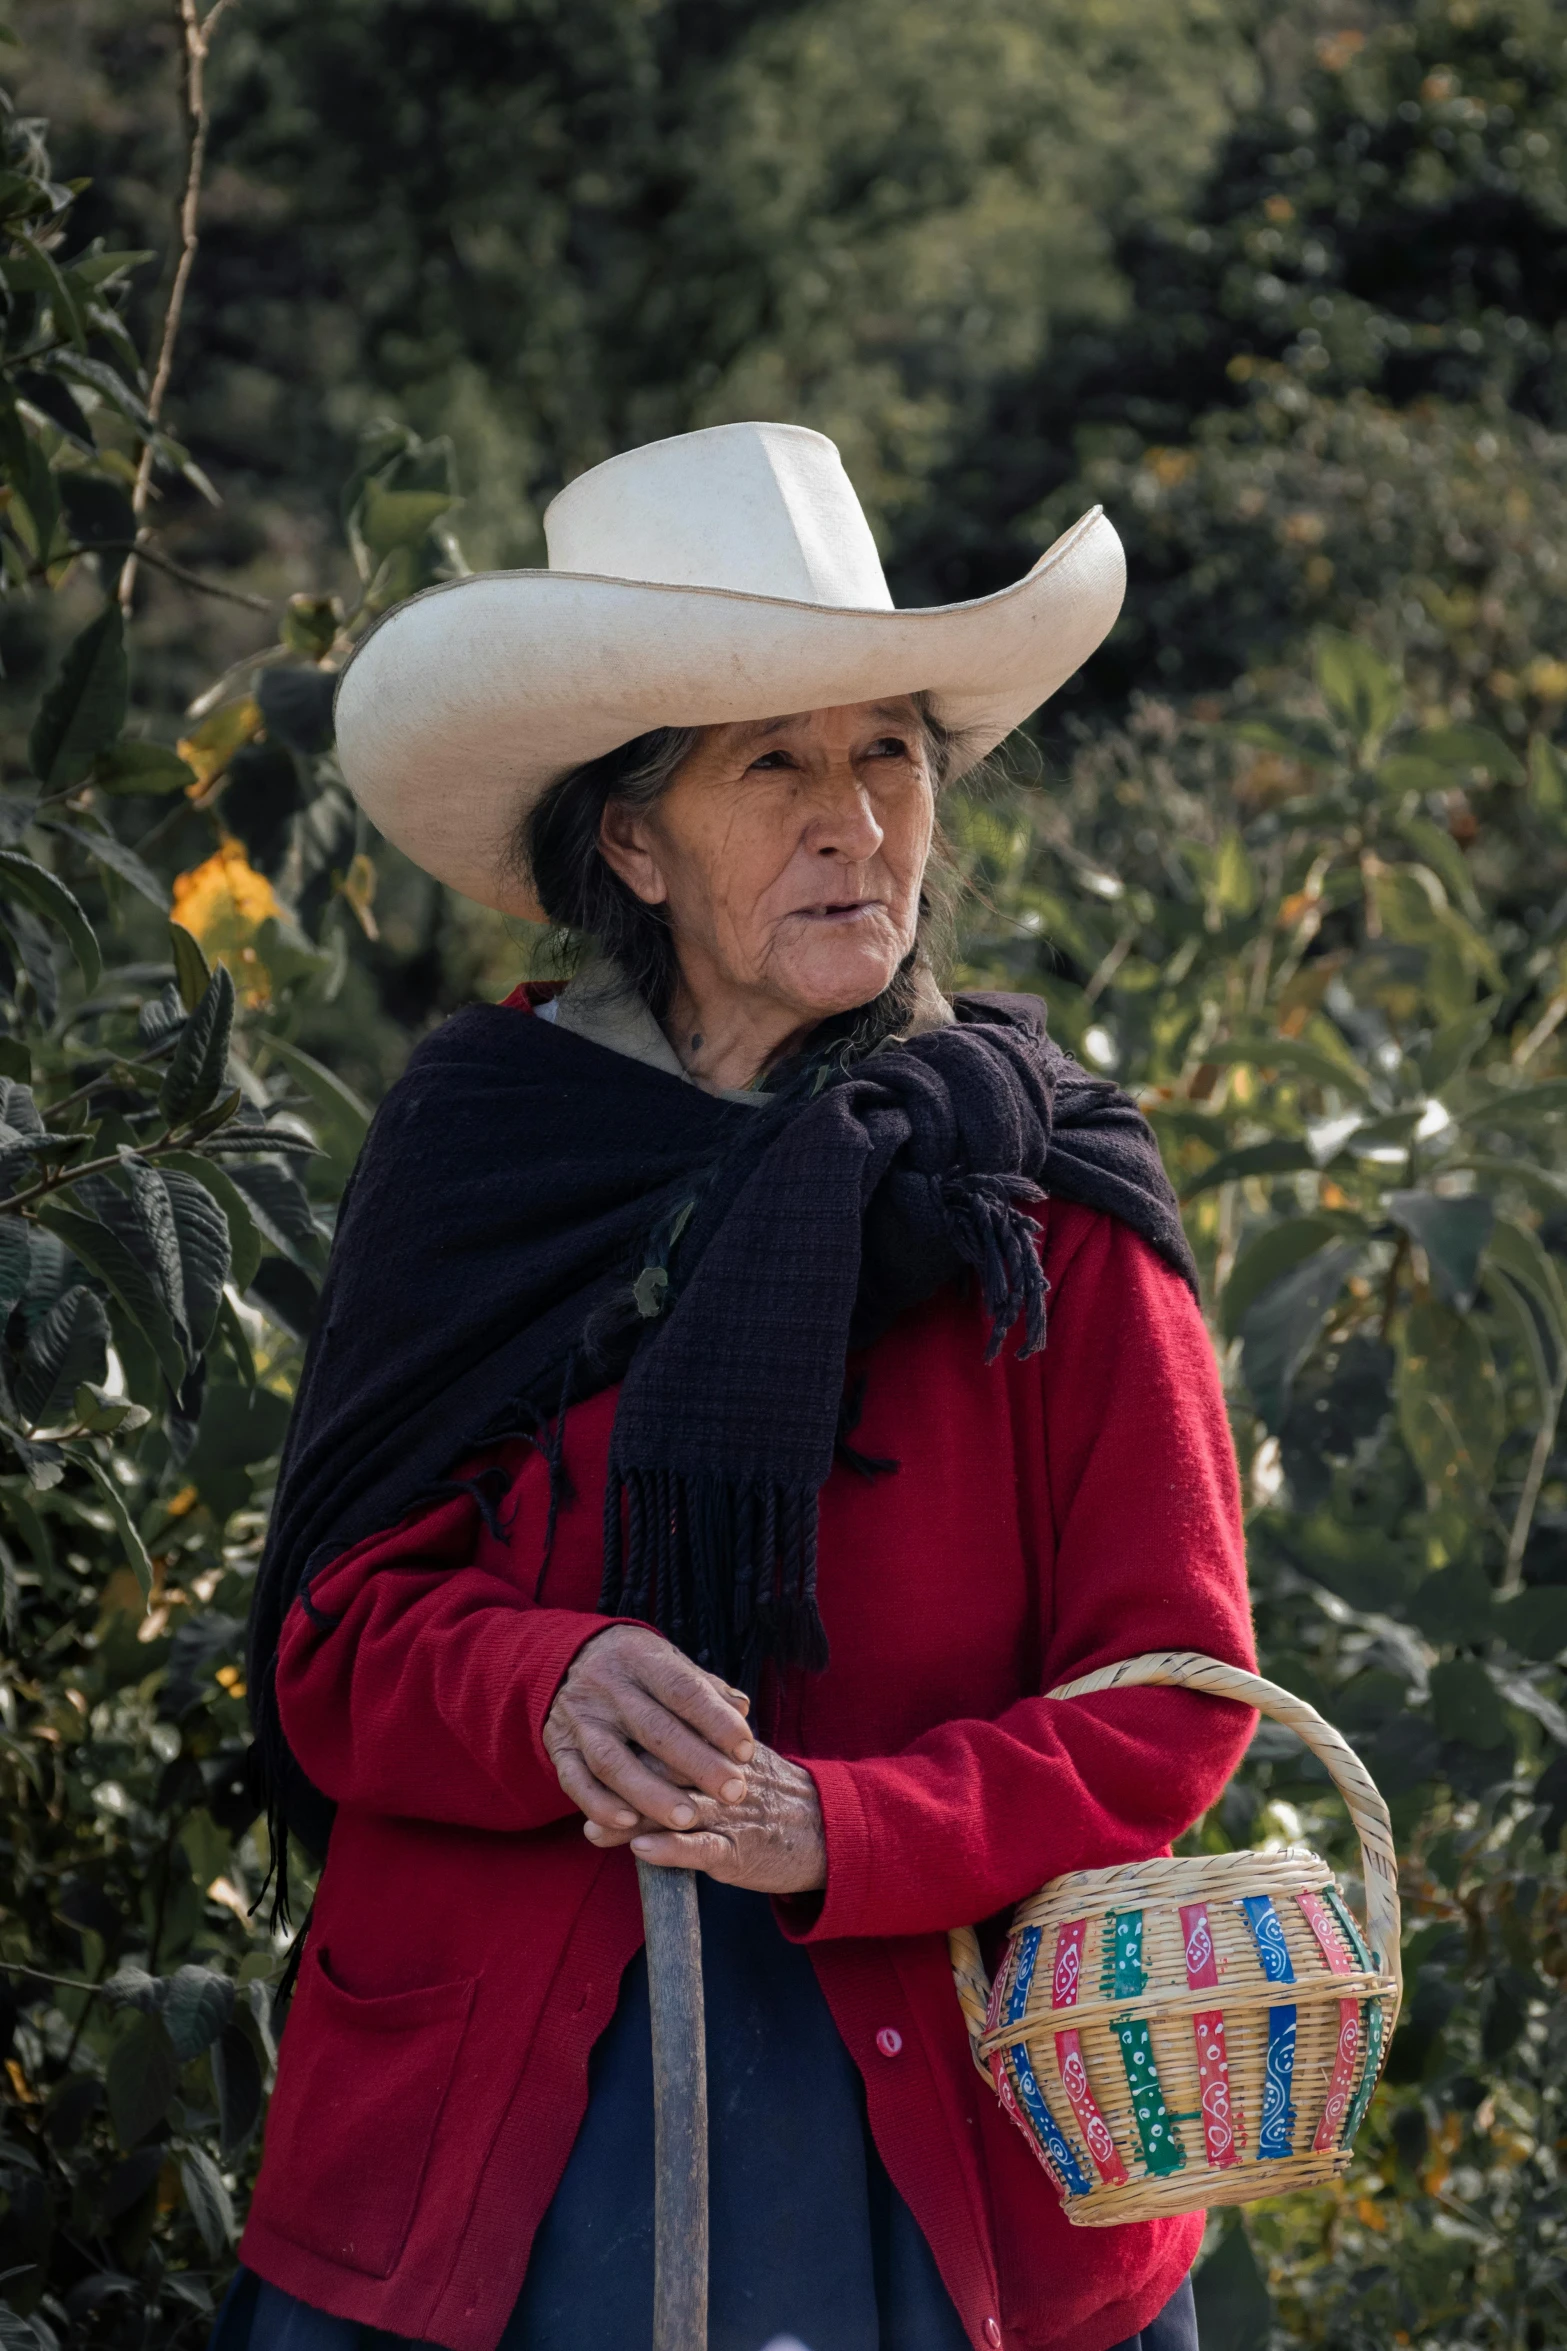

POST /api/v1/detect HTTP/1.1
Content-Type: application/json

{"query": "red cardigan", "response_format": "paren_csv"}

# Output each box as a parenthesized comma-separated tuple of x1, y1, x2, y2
(240, 1195, 1256, 2351)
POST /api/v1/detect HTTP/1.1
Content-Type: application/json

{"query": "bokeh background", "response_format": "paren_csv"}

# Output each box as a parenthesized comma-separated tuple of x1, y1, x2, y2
(3, 4, 1567, 2346)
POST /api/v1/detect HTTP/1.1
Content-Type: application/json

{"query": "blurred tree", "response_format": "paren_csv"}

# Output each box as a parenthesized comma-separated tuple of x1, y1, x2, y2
(910, 0, 1567, 709)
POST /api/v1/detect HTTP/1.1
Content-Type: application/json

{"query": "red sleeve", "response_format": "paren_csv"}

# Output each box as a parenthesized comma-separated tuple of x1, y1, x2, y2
(785, 1212, 1257, 1942)
(274, 1480, 632, 1832)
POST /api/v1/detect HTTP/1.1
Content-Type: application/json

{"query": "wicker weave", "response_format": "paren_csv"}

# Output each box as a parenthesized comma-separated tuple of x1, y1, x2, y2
(949, 1650, 1402, 2226)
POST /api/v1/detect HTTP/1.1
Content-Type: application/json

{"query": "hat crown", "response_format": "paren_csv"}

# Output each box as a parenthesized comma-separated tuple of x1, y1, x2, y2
(542, 421, 894, 612)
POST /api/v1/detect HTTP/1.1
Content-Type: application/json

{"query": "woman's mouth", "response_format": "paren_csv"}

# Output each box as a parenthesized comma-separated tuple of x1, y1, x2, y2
(800, 900, 885, 925)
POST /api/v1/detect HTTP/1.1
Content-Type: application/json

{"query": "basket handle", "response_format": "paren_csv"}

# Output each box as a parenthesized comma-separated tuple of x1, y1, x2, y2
(950, 1647, 1403, 2075)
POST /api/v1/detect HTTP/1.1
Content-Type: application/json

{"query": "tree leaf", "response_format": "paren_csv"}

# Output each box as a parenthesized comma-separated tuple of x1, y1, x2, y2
(27, 605, 129, 790)
(1240, 1242, 1364, 1432)
(162, 1963, 234, 2061)
(1314, 628, 1403, 751)
(36, 1198, 186, 1391)
(1484, 1218, 1567, 1365)
(169, 919, 212, 1014)
(105, 2010, 179, 2147)
(1227, 715, 1341, 771)
(1387, 1190, 1495, 1310)
(228, 1157, 325, 1268)
(40, 814, 168, 909)
(1220, 1214, 1348, 1340)
(1416, 723, 1525, 785)
(160, 962, 235, 1126)
(256, 664, 336, 755)
(1192, 2220, 1274, 2351)
(1398, 1299, 1503, 1516)
(178, 2145, 235, 2258)
(162, 1168, 231, 1356)
(1203, 1034, 1374, 1099)
(1527, 732, 1567, 817)
(160, 1151, 262, 1292)
(1182, 1137, 1317, 1199)
(0, 1213, 29, 1317)
(1429, 1658, 1510, 1751)
(0, 850, 101, 990)
(114, 1153, 188, 1354)
(1498, 1585, 1567, 1663)
(16, 1285, 108, 1425)
(80, 1454, 154, 1597)
(91, 739, 198, 797)
(211, 2019, 264, 2157)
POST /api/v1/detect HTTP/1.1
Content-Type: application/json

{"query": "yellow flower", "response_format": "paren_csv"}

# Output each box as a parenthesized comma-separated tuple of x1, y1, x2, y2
(171, 841, 286, 1005)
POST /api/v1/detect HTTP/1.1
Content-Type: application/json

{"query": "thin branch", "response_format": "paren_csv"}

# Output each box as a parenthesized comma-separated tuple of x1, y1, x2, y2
(0, 1133, 207, 1218)
(62, 540, 273, 612)
(120, 0, 242, 612)
(1503, 1370, 1565, 1597)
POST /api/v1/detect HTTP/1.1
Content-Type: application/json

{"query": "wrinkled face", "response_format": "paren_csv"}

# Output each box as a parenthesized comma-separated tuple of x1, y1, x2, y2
(597, 699, 936, 1026)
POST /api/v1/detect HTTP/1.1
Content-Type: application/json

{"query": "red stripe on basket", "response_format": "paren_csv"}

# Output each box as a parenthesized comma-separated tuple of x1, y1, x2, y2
(984, 1944, 1011, 2039)
(1297, 1890, 1362, 2152)
(1191, 2006, 1242, 2167)
(1051, 1919, 1088, 2009)
(1053, 2026, 1129, 2184)
(1180, 1904, 1240, 2167)
(1297, 1888, 1354, 1974)
(1179, 1901, 1220, 1991)
(1313, 1998, 1362, 2152)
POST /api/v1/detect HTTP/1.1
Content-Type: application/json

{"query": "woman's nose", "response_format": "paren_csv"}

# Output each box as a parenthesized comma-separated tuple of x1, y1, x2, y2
(807, 774, 884, 861)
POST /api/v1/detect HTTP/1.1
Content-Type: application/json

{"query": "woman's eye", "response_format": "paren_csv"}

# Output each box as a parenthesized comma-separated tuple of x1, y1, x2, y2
(748, 748, 796, 771)
(865, 736, 912, 761)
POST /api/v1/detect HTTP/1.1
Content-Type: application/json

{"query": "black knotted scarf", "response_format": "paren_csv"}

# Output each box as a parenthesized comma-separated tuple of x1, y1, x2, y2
(248, 990, 1195, 1869)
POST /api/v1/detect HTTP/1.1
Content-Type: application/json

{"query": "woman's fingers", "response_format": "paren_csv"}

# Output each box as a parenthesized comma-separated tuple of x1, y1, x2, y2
(614, 1682, 749, 1802)
(627, 1827, 731, 1875)
(549, 1744, 640, 1834)
(638, 1645, 755, 1761)
(572, 1719, 711, 1828)
(543, 1625, 757, 1835)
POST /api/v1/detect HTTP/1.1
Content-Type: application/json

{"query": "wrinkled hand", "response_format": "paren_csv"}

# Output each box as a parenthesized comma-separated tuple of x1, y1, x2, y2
(542, 1624, 825, 1895)
(628, 1740, 826, 1896)
(543, 1623, 755, 1838)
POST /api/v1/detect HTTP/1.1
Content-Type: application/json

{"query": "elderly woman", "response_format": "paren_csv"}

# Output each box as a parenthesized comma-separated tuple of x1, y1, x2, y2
(222, 424, 1254, 2351)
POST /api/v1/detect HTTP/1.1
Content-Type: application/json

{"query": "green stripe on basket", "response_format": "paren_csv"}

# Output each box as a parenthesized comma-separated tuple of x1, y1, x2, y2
(1341, 1995, 1386, 2146)
(1323, 1884, 1374, 1974)
(1112, 2014, 1187, 2176)
(1099, 1910, 1149, 2001)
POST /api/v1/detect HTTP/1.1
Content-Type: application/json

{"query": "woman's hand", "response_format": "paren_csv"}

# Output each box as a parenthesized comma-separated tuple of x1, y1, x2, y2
(628, 1742, 826, 1896)
(543, 1623, 755, 1837)
(542, 1623, 826, 1895)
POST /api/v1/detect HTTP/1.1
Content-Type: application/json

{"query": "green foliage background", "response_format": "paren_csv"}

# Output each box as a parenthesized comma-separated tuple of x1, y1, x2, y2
(2, 3, 1567, 2346)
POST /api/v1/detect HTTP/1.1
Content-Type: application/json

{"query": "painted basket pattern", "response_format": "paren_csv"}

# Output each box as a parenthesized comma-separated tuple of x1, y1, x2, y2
(949, 1651, 1403, 2228)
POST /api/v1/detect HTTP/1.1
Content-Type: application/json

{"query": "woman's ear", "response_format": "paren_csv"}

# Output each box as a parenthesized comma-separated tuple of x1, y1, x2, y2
(598, 800, 669, 906)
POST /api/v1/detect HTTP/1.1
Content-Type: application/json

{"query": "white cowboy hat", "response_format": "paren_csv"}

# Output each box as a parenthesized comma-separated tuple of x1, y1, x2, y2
(333, 420, 1125, 917)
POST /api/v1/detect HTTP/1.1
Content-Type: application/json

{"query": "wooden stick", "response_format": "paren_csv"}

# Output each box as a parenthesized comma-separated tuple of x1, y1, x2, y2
(637, 1860, 708, 2351)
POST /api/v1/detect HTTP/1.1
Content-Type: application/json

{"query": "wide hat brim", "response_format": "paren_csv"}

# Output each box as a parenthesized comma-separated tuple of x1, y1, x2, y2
(333, 505, 1125, 918)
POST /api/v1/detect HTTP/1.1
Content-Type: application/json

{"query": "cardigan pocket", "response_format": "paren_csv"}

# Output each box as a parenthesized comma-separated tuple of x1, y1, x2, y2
(251, 1946, 476, 2279)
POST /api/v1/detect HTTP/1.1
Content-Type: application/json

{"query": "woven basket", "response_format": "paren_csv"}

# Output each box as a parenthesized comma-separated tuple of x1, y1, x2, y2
(949, 1650, 1402, 2227)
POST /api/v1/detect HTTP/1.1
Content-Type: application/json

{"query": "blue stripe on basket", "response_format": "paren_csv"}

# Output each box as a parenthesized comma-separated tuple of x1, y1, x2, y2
(1239, 1893, 1297, 1984)
(1257, 2004, 1299, 2158)
(1004, 1925, 1043, 2028)
(1007, 2043, 1091, 2196)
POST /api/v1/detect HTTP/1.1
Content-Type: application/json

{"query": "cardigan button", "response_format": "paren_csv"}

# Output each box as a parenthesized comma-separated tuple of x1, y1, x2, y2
(875, 2027, 903, 2057)
(984, 2320, 1002, 2347)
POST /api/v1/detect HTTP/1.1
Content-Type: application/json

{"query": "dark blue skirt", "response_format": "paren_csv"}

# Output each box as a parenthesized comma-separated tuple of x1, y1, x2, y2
(213, 1881, 1196, 2351)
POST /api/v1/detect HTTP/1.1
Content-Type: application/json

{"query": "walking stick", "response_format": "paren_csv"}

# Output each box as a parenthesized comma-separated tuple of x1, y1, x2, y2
(637, 1859, 709, 2351)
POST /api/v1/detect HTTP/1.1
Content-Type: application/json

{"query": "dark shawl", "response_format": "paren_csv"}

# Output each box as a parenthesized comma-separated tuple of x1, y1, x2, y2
(248, 992, 1195, 1865)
